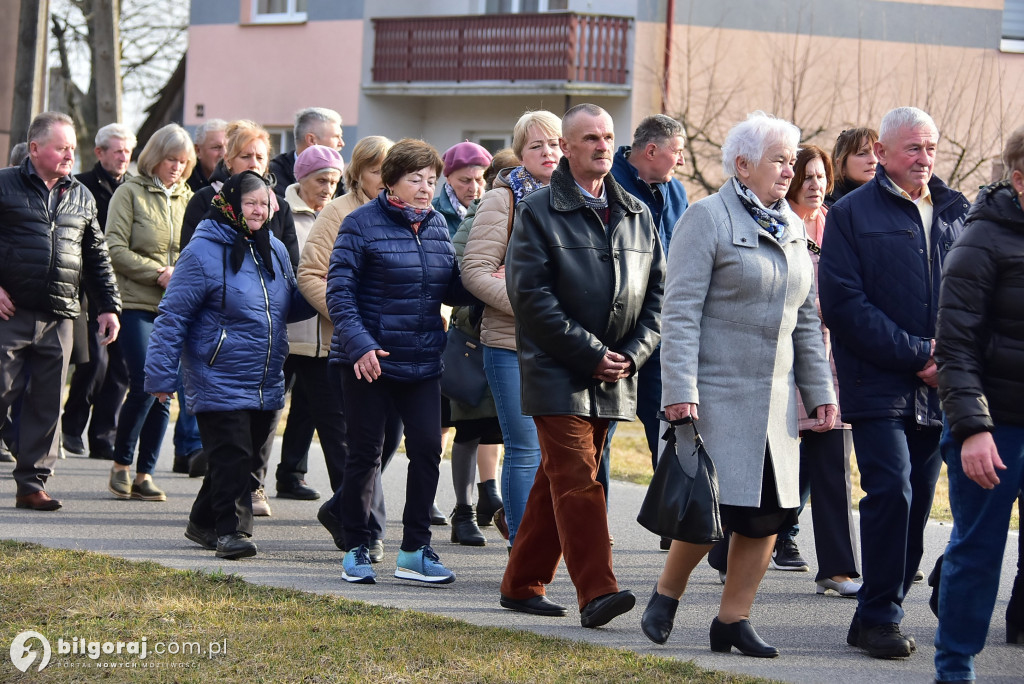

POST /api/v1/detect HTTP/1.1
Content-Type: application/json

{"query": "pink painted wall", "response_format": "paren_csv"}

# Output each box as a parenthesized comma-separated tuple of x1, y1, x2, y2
(184, 21, 363, 129)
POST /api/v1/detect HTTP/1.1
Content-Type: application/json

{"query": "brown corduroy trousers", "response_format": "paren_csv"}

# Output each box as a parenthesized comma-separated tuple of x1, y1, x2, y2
(500, 414, 619, 610)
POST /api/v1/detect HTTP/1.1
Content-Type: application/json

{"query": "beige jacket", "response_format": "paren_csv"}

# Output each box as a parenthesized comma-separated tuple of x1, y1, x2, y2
(297, 190, 369, 347)
(105, 174, 191, 312)
(462, 173, 516, 350)
(284, 183, 328, 357)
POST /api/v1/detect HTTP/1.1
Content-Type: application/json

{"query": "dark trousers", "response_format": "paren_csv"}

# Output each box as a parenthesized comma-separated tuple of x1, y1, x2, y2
(0, 309, 72, 495)
(501, 415, 618, 611)
(781, 429, 860, 581)
(340, 369, 441, 552)
(852, 417, 941, 627)
(61, 309, 128, 457)
(191, 410, 276, 537)
(277, 355, 345, 488)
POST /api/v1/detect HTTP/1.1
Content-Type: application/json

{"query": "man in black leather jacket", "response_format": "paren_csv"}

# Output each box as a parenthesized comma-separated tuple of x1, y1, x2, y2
(499, 104, 664, 628)
(0, 112, 121, 511)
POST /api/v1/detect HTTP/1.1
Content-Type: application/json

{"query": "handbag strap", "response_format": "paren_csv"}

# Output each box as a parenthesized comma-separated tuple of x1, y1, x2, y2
(505, 186, 515, 238)
(658, 412, 703, 449)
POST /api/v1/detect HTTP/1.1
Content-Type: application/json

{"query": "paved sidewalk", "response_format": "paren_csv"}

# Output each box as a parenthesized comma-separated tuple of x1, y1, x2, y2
(2, 438, 1020, 683)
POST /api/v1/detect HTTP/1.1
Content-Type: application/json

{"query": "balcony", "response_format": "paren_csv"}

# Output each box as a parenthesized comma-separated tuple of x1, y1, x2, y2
(366, 13, 631, 97)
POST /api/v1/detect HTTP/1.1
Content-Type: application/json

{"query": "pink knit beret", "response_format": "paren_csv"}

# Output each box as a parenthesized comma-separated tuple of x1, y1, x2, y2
(293, 144, 345, 180)
(442, 141, 492, 177)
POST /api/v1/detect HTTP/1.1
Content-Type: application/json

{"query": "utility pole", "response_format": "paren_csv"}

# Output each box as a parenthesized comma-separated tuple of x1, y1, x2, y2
(92, 0, 121, 127)
(10, 0, 49, 152)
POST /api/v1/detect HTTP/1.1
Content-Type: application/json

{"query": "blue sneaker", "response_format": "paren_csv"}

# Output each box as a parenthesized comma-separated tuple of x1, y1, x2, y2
(342, 545, 377, 584)
(394, 545, 455, 584)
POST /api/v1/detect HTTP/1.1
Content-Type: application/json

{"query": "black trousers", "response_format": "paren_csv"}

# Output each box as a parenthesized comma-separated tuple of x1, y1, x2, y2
(192, 410, 276, 537)
(800, 429, 860, 581)
(277, 355, 348, 488)
(340, 369, 441, 552)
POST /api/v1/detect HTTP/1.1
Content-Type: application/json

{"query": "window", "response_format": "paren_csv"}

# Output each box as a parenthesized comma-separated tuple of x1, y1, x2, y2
(483, 0, 568, 14)
(1002, 0, 1024, 53)
(251, 0, 307, 24)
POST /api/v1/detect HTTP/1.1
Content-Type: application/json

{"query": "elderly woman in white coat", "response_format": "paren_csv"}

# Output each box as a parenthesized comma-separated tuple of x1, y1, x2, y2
(640, 112, 837, 657)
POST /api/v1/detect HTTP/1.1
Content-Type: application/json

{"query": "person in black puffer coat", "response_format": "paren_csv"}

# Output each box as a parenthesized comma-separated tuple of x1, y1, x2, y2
(931, 125, 1024, 684)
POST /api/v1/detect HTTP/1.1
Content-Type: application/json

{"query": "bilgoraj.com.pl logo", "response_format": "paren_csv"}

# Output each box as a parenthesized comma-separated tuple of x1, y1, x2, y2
(10, 631, 51, 672)
(9, 630, 226, 672)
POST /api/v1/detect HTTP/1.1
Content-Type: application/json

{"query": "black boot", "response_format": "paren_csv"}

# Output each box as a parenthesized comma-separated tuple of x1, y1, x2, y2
(641, 584, 679, 644)
(450, 504, 486, 546)
(709, 617, 779, 658)
(476, 480, 503, 528)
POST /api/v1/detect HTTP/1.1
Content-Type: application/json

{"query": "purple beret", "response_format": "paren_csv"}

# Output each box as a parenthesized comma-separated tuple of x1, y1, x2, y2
(442, 141, 492, 177)
(293, 145, 345, 181)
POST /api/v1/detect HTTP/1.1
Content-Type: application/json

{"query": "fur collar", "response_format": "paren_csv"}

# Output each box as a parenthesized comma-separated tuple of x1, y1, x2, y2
(547, 157, 644, 215)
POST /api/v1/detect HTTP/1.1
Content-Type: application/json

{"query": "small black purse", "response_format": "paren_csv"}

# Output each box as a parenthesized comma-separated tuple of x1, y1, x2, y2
(636, 413, 724, 544)
(440, 326, 488, 406)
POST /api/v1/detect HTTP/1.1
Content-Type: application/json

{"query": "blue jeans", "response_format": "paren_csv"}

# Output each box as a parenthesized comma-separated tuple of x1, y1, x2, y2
(483, 345, 541, 543)
(113, 310, 169, 474)
(852, 416, 941, 626)
(173, 364, 202, 456)
(935, 420, 1024, 682)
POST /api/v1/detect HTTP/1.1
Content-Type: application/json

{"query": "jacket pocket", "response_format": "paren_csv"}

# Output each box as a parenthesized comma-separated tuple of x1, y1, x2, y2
(207, 328, 227, 367)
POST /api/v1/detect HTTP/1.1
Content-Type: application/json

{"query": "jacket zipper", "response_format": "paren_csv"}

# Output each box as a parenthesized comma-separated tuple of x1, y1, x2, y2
(249, 242, 273, 410)
(208, 328, 227, 366)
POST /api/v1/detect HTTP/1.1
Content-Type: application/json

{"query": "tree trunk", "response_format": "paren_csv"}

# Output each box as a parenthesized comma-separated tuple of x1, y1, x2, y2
(10, 0, 49, 155)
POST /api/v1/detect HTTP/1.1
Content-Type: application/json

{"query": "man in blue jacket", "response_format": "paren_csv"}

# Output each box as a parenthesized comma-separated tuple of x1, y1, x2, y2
(819, 106, 969, 659)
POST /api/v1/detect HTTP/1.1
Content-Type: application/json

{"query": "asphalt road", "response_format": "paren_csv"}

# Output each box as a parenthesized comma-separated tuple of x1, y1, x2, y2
(2, 437, 1020, 683)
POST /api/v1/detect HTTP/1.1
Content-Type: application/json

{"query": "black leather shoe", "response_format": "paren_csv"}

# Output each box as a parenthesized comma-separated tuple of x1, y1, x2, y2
(476, 479, 503, 527)
(184, 521, 217, 550)
(856, 622, 912, 659)
(709, 617, 779, 658)
(276, 480, 321, 500)
(641, 585, 678, 644)
(1008, 621, 1024, 645)
(173, 448, 201, 474)
(429, 502, 448, 525)
(216, 533, 257, 560)
(580, 590, 635, 628)
(62, 433, 85, 456)
(500, 594, 567, 617)
(848, 614, 915, 652)
(317, 501, 346, 551)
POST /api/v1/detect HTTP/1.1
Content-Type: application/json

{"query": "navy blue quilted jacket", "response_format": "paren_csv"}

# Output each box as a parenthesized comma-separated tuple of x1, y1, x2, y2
(326, 192, 473, 382)
(144, 218, 315, 413)
(818, 166, 969, 424)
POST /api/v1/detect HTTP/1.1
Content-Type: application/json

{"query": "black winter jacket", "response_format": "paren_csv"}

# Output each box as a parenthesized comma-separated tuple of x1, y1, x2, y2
(819, 166, 968, 424)
(506, 157, 664, 419)
(76, 162, 124, 230)
(0, 160, 121, 319)
(936, 181, 1024, 441)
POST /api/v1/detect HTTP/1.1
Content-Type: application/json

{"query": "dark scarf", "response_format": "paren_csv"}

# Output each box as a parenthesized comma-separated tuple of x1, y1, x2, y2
(732, 177, 788, 241)
(209, 172, 276, 279)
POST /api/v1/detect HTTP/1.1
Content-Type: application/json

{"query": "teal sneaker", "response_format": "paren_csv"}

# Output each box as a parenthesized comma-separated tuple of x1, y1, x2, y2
(395, 545, 455, 584)
(342, 545, 377, 584)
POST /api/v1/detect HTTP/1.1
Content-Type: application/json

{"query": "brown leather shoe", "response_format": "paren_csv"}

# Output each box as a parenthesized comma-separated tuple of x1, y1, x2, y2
(15, 490, 63, 511)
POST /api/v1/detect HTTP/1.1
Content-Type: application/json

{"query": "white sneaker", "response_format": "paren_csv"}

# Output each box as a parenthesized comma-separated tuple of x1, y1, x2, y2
(251, 488, 272, 516)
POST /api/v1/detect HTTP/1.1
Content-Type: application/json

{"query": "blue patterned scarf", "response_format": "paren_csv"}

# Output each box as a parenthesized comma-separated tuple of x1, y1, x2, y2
(732, 177, 788, 241)
(507, 165, 545, 203)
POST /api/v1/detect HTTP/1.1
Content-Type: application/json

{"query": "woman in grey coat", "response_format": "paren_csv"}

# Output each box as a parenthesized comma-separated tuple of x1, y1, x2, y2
(641, 112, 837, 657)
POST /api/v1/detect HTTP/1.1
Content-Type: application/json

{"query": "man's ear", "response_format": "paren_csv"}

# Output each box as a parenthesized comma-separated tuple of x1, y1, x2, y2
(873, 140, 886, 166)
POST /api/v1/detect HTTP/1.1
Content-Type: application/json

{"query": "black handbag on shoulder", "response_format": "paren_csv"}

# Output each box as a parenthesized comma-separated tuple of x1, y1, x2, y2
(440, 325, 488, 406)
(636, 413, 724, 544)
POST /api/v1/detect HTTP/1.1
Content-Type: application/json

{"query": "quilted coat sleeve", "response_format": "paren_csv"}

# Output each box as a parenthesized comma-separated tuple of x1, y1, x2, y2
(297, 199, 342, 320)
(105, 184, 162, 285)
(936, 225, 995, 442)
(144, 248, 207, 395)
(818, 201, 933, 372)
(326, 214, 380, 363)
(463, 187, 514, 316)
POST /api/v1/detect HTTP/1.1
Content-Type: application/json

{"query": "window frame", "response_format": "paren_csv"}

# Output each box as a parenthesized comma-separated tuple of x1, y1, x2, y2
(1002, 0, 1024, 53)
(480, 0, 568, 14)
(250, 0, 308, 25)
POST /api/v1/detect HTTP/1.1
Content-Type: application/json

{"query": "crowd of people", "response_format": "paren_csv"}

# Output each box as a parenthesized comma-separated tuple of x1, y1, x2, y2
(1, 101, 1022, 683)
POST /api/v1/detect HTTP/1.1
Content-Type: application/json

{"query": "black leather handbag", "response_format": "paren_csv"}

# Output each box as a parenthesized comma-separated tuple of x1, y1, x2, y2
(636, 414, 724, 544)
(440, 326, 488, 406)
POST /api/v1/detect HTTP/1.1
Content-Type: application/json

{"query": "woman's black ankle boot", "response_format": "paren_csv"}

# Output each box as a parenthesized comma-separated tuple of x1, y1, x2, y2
(641, 585, 679, 644)
(450, 504, 486, 546)
(709, 617, 779, 658)
(476, 479, 503, 527)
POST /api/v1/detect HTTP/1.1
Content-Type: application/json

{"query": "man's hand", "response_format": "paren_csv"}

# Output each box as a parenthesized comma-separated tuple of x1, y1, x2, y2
(354, 348, 389, 382)
(917, 339, 938, 388)
(961, 431, 1005, 489)
(809, 404, 838, 433)
(0, 285, 15, 320)
(592, 350, 631, 383)
(96, 313, 120, 345)
(151, 392, 174, 404)
(157, 266, 174, 289)
(664, 402, 699, 422)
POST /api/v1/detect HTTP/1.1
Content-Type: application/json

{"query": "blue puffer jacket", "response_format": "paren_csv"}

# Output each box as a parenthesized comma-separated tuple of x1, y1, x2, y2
(818, 166, 969, 424)
(611, 146, 689, 255)
(144, 218, 315, 413)
(326, 191, 473, 382)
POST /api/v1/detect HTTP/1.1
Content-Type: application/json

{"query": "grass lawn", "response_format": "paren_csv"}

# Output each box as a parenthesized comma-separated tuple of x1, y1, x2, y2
(0, 541, 772, 684)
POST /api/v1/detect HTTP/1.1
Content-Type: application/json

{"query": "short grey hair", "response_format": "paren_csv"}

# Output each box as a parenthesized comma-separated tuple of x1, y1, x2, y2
(8, 142, 28, 166)
(879, 107, 938, 144)
(294, 107, 342, 143)
(721, 111, 801, 177)
(561, 103, 608, 139)
(194, 118, 227, 145)
(95, 123, 137, 151)
(27, 111, 74, 145)
(632, 114, 685, 150)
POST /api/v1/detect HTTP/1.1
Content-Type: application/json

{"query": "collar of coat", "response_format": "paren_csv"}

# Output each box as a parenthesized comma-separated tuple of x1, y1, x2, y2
(547, 157, 644, 216)
(870, 165, 963, 215)
(715, 179, 806, 248)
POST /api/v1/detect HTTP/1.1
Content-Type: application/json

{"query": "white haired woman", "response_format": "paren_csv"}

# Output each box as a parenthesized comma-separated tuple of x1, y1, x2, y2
(640, 112, 837, 656)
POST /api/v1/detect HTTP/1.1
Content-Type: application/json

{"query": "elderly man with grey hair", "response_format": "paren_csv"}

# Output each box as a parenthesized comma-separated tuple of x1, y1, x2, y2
(187, 118, 227, 192)
(8, 142, 28, 167)
(819, 106, 970, 659)
(59, 122, 137, 460)
(269, 107, 346, 197)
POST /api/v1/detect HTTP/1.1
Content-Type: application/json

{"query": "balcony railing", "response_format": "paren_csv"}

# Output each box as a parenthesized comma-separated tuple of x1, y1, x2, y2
(372, 13, 630, 85)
